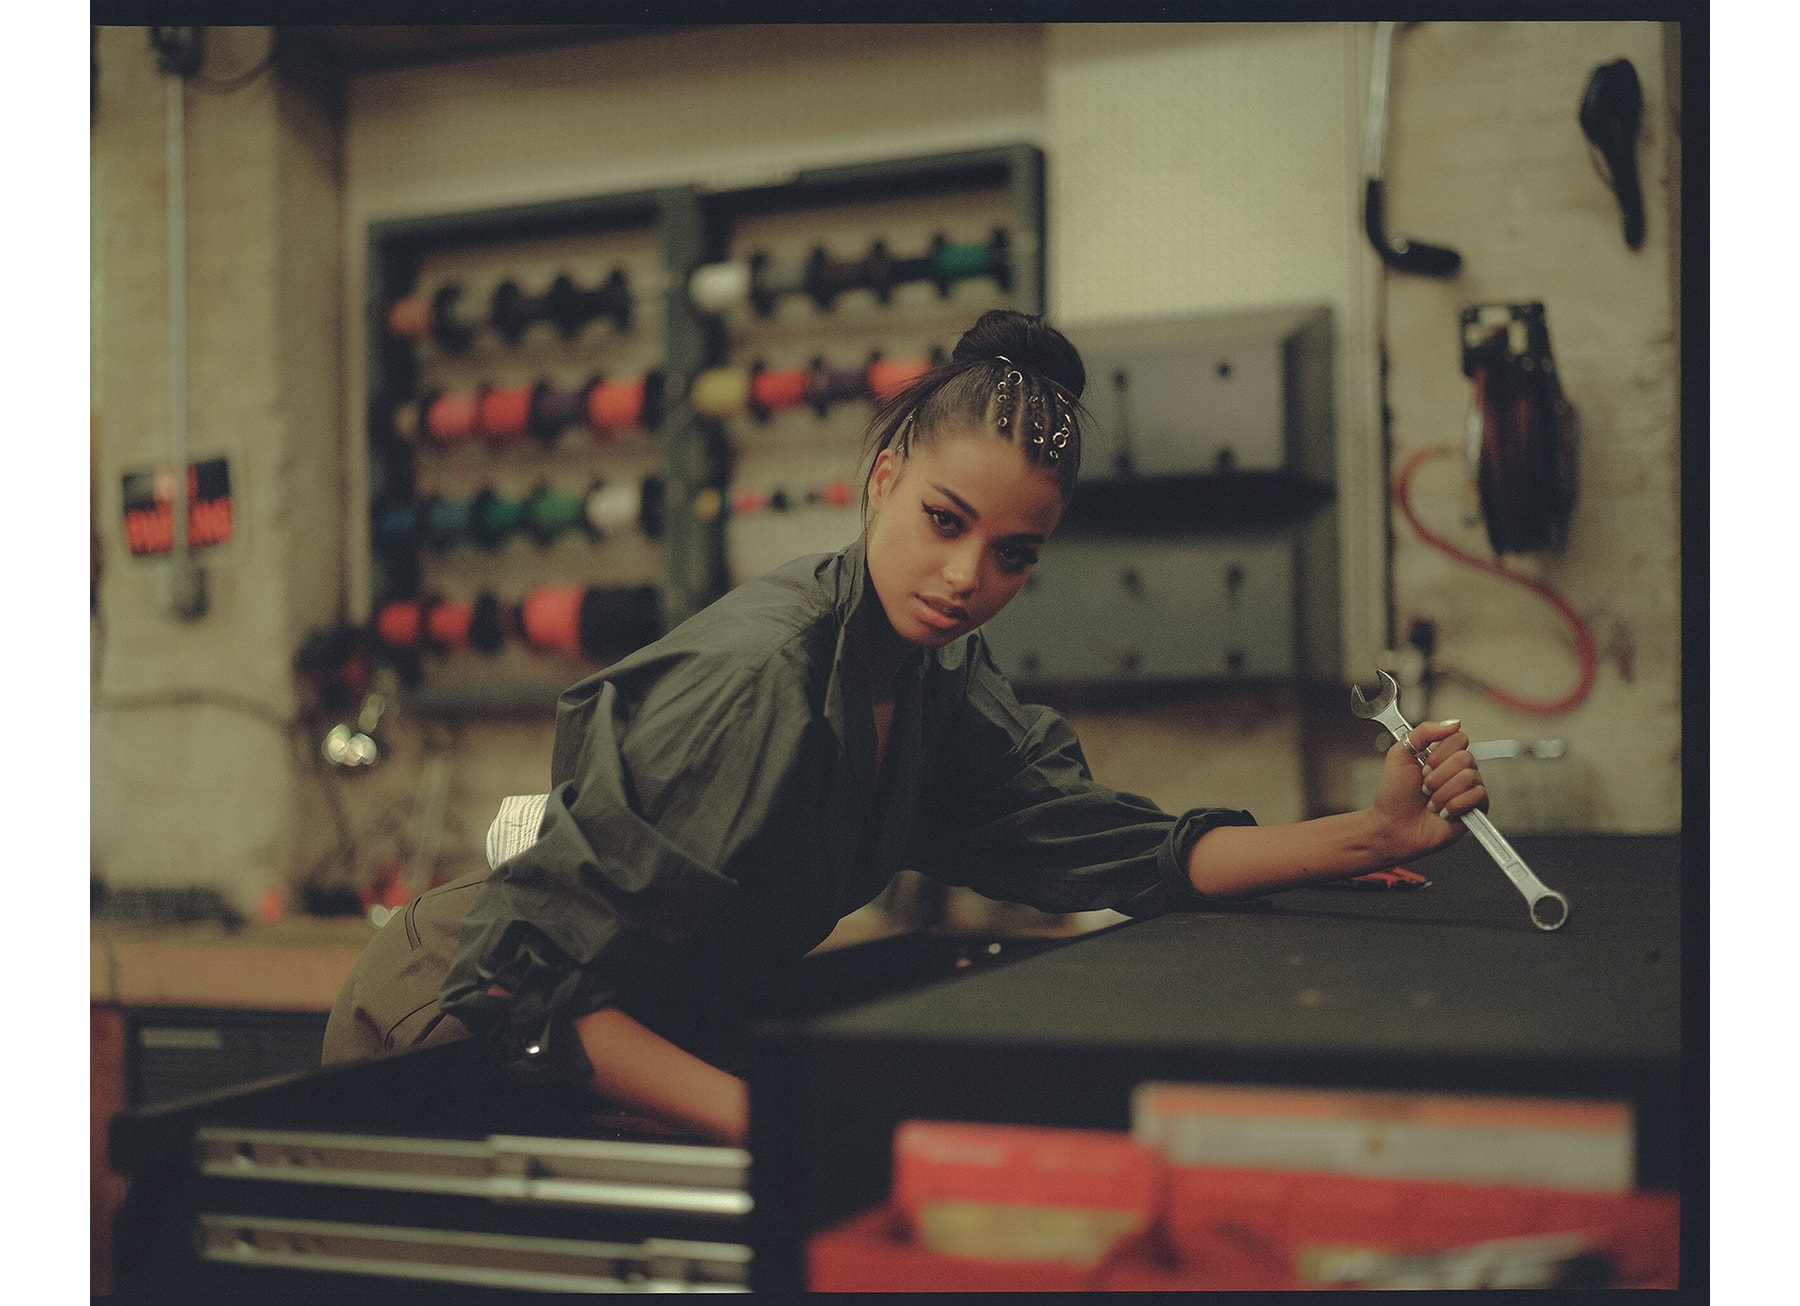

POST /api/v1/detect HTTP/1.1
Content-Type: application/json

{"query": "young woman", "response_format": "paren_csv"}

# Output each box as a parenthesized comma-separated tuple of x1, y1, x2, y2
(426, 309, 1486, 1146)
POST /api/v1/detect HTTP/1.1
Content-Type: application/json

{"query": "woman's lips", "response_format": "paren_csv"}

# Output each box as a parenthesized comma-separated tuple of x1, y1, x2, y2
(915, 594, 969, 630)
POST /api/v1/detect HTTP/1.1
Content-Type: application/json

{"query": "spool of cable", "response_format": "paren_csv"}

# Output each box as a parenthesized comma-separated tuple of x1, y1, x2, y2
(372, 500, 421, 550)
(868, 355, 931, 400)
(422, 495, 475, 550)
(547, 269, 632, 336)
(468, 489, 525, 548)
(811, 478, 854, 508)
(386, 292, 433, 340)
(689, 261, 752, 316)
(731, 488, 768, 517)
(749, 363, 809, 419)
(584, 478, 639, 539)
(425, 596, 475, 651)
(933, 228, 1012, 294)
(490, 279, 550, 345)
(692, 365, 751, 419)
(392, 284, 477, 352)
(804, 246, 878, 310)
(534, 378, 594, 441)
(692, 486, 724, 524)
(586, 373, 654, 436)
(1460, 304, 1578, 556)
(425, 390, 482, 445)
(479, 382, 541, 447)
(521, 484, 588, 545)
(519, 584, 586, 657)
(467, 592, 506, 654)
(807, 358, 870, 416)
(749, 250, 807, 316)
(376, 598, 425, 649)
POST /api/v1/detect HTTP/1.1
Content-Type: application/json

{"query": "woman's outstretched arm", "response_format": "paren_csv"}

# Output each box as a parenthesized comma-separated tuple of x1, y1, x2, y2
(1186, 718, 1486, 900)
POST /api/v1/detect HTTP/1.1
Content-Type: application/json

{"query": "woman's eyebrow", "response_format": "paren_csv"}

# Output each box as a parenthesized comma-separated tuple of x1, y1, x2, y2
(927, 482, 981, 520)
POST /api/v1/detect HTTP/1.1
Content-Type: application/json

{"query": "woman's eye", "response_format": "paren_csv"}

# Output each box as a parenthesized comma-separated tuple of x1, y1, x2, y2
(924, 506, 960, 535)
(998, 545, 1039, 574)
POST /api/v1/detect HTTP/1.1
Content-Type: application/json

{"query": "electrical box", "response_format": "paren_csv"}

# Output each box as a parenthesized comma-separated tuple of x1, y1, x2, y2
(1074, 306, 1335, 484)
(982, 536, 1298, 682)
(987, 305, 1338, 688)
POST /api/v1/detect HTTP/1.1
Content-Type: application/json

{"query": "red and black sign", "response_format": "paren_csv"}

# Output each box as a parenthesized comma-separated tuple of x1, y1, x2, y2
(122, 458, 233, 557)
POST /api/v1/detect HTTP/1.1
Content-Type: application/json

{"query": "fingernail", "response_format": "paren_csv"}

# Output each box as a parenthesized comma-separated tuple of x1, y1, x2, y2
(1442, 718, 1461, 730)
(1421, 783, 1431, 796)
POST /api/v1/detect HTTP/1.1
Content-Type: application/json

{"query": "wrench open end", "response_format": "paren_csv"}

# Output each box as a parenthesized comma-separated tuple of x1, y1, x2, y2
(1348, 670, 1399, 719)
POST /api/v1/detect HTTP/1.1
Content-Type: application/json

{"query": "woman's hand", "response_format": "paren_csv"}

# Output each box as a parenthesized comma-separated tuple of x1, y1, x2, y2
(1370, 718, 1488, 862)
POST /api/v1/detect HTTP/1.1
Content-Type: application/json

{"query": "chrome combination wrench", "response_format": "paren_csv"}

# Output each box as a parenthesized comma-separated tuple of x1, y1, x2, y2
(1350, 671, 1570, 931)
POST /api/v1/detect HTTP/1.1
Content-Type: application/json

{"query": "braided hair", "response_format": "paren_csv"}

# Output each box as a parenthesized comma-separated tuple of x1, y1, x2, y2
(859, 310, 1088, 513)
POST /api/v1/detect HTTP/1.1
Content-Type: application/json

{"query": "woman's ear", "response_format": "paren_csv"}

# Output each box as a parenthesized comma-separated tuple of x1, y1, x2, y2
(866, 447, 903, 512)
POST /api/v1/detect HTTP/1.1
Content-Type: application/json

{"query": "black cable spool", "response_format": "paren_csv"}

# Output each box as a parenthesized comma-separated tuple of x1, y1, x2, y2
(548, 268, 632, 336)
(429, 284, 477, 352)
(1460, 304, 1578, 556)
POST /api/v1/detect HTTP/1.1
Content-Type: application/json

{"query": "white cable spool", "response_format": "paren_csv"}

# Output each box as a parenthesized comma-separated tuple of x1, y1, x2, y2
(586, 479, 645, 539)
(688, 261, 752, 315)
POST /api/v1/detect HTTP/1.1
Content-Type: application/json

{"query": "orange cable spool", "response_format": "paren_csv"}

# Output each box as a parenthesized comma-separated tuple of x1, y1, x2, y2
(386, 293, 432, 339)
(587, 375, 646, 435)
(868, 356, 930, 400)
(425, 390, 481, 444)
(751, 365, 808, 415)
(479, 383, 536, 446)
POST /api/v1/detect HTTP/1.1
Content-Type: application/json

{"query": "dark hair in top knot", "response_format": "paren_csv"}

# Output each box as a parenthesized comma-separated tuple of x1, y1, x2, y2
(950, 308, 1087, 400)
(859, 309, 1089, 511)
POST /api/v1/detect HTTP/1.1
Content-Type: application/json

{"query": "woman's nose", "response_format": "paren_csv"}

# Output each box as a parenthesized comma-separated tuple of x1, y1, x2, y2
(942, 543, 979, 595)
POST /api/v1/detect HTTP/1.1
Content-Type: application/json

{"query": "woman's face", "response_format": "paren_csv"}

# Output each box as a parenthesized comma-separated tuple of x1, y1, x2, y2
(864, 422, 1065, 648)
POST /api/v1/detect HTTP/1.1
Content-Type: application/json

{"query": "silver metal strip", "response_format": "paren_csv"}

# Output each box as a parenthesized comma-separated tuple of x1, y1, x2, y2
(195, 1212, 751, 1292)
(194, 1126, 750, 1217)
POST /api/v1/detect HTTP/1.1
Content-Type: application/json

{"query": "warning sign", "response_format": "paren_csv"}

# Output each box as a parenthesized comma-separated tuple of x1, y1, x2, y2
(122, 458, 233, 558)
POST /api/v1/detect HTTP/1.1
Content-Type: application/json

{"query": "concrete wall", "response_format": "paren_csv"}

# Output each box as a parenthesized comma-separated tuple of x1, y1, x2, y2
(89, 21, 1685, 912)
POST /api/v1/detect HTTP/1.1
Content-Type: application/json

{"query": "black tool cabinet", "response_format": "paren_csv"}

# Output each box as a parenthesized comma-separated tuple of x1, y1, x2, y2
(106, 930, 1067, 1295)
(109, 835, 1686, 1295)
(744, 834, 1688, 1293)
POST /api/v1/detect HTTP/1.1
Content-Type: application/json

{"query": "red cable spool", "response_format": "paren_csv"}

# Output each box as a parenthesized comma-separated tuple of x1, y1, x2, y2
(479, 382, 539, 447)
(750, 364, 809, 418)
(586, 374, 645, 437)
(425, 597, 475, 651)
(375, 599, 425, 649)
(425, 390, 482, 445)
(868, 355, 930, 400)
(731, 488, 768, 516)
(813, 478, 854, 508)
(519, 584, 587, 657)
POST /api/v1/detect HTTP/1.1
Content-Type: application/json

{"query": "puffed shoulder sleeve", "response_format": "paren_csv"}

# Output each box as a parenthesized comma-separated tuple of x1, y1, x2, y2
(440, 649, 813, 1085)
(909, 635, 1256, 918)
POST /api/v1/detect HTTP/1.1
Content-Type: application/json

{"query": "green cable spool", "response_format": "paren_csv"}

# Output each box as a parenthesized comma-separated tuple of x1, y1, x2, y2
(523, 486, 587, 544)
(471, 490, 526, 547)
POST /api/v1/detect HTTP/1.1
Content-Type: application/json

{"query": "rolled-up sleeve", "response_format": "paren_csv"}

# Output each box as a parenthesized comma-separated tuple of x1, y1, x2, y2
(440, 648, 811, 1085)
(910, 637, 1256, 918)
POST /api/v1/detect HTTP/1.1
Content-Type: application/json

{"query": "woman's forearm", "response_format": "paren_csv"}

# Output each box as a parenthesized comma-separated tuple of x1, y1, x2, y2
(572, 1006, 749, 1145)
(1186, 809, 1394, 900)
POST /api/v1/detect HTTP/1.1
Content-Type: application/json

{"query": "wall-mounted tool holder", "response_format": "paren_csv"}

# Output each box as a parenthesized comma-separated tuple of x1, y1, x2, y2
(682, 145, 1045, 591)
(982, 305, 1339, 687)
(1458, 302, 1577, 556)
(363, 147, 1045, 712)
